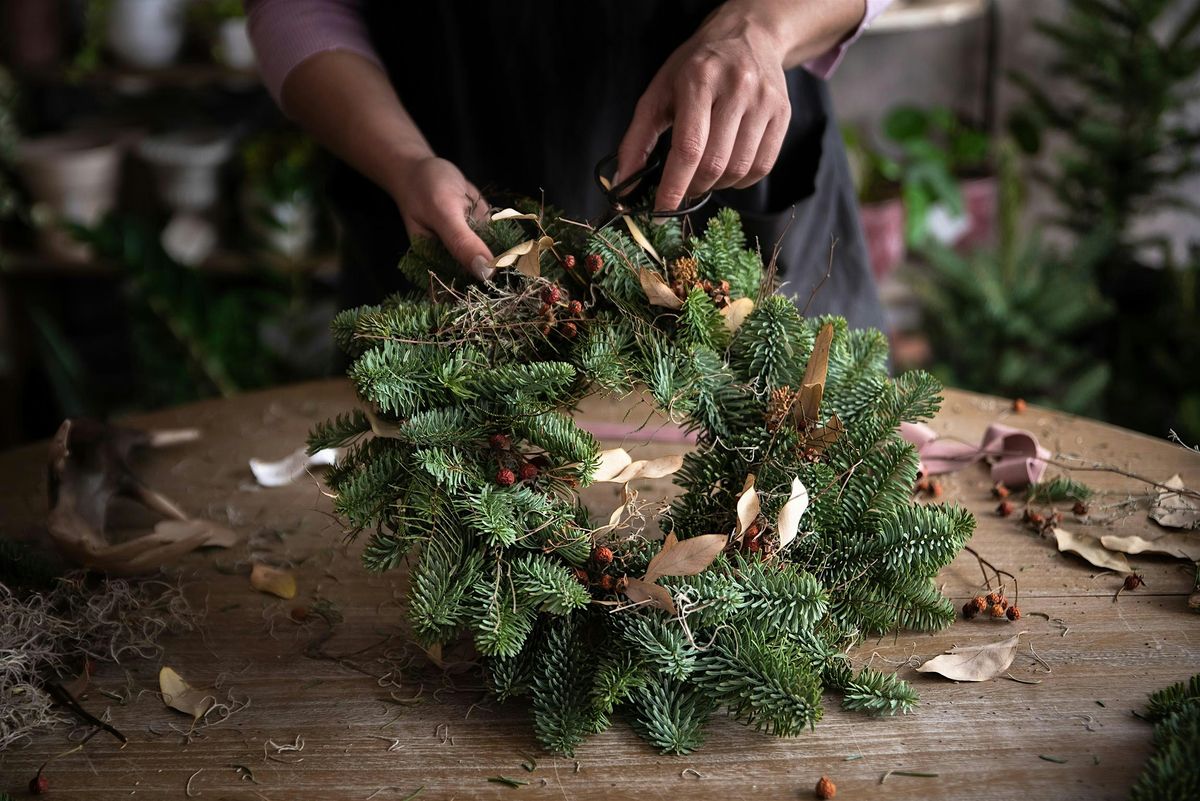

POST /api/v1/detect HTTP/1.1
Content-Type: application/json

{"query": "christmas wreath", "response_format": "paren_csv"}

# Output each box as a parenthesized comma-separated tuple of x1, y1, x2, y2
(310, 203, 974, 755)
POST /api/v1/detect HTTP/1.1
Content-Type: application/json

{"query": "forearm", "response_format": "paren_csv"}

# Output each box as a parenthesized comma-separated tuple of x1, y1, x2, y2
(706, 0, 868, 69)
(280, 50, 431, 202)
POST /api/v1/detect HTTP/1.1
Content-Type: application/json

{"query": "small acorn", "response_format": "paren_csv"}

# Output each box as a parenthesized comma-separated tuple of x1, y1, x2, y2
(519, 463, 539, 482)
(495, 467, 516, 487)
(815, 775, 837, 799)
(592, 546, 614, 567)
(1006, 605, 1021, 621)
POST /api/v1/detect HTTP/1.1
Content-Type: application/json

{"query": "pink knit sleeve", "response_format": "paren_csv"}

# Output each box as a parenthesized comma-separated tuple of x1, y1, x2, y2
(244, 0, 384, 109)
(804, 0, 894, 79)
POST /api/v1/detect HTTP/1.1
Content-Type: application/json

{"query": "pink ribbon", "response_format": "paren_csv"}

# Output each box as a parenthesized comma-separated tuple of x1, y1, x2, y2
(900, 422, 1049, 488)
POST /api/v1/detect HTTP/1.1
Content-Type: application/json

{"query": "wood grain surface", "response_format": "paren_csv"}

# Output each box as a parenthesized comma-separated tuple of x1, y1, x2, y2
(1, 380, 1197, 801)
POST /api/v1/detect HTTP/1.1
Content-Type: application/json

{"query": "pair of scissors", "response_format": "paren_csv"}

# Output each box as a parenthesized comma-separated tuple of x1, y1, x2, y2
(593, 137, 712, 229)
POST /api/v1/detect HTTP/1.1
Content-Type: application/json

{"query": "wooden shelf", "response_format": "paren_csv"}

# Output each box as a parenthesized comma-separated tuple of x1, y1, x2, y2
(867, 0, 989, 34)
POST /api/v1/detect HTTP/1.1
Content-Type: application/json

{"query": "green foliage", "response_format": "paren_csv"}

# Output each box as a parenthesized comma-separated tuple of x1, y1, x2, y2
(1130, 673, 1200, 801)
(317, 205, 970, 755)
(1026, 475, 1094, 504)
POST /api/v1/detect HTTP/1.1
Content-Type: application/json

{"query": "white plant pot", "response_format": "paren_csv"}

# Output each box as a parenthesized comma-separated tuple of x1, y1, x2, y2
(138, 130, 234, 213)
(106, 0, 187, 69)
(17, 132, 124, 261)
(242, 187, 317, 260)
(215, 18, 255, 71)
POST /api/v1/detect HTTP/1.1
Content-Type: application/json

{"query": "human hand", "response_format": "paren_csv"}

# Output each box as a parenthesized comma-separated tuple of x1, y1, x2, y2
(616, 5, 793, 212)
(391, 156, 494, 281)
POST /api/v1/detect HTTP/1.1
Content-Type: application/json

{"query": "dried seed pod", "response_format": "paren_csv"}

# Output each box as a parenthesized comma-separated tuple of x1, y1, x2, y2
(598, 574, 616, 592)
(495, 468, 516, 487)
(971, 596, 988, 613)
(562, 254, 577, 270)
(1123, 573, 1145, 592)
(567, 300, 583, 315)
(1006, 605, 1021, 621)
(561, 321, 579, 338)
(1073, 500, 1089, 516)
(585, 253, 603, 274)
(986, 591, 1002, 606)
(671, 256, 699, 287)
(591, 546, 614, 567)
(992, 482, 1010, 499)
(1012, 397, 1027, 413)
(519, 463, 538, 481)
(815, 775, 836, 799)
(962, 601, 979, 619)
(997, 500, 1014, 517)
(489, 434, 511, 450)
(572, 567, 589, 585)
(29, 775, 49, 795)
(541, 285, 563, 304)
(989, 603, 1007, 619)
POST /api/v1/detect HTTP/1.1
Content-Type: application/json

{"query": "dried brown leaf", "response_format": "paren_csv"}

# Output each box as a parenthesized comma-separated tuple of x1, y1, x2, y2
(158, 666, 213, 719)
(638, 269, 684, 310)
(916, 632, 1026, 682)
(622, 577, 676, 615)
(606, 454, 685, 484)
(644, 534, 727, 582)
(515, 235, 554, 278)
(720, 297, 754, 333)
(250, 562, 297, 600)
(735, 474, 760, 536)
(776, 477, 810, 549)
(153, 519, 239, 549)
(490, 208, 539, 222)
(802, 322, 834, 389)
(592, 448, 633, 482)
(802, 413, 844, 453)
(623, 216, 662, 265)
(1101, 532, 1200, 561)
(1053, 527, 1131, 572)
(1149, 474, 1200, 530)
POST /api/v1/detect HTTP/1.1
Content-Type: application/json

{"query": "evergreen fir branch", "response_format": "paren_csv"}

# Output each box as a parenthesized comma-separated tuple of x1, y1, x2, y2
(1145, 673, 1200, 722)
(513, 412, 600, 482)
(307, 409, 371, 454)
(639, 338, 700, 419)
(462, 485, 522, 547)
(530, 617, 602, 756)
(571, 317, 636, 394)
(416, 446, 483, 492)
(729, 295, 813, 390)
(677, 288, 730, 353)
(590, 652, 648, 718)
(838, 439, 922, 530)
(885, 370, 944, 424)
(841, 667, 918, 716)
(616, 615, 698, 681)
(331, 444, 412, 531)
(1026, 475, 1095, 503)
(1130, 673, 1200, 801)
(469, 572, 537, 658)
(398, 236, 460, 286)
(470, 362, 578, 408)
(360, 524, 420, 573)
(664, 567, 746, 631)
(690, 207, 763, 299)
(408, 532, 484, 647)
(399, 407, 484, 447)
(684, 348, 757, 441)
(876, 503, 976, 578)
(732, 556, 829, 638)
(510, 553, 590, 615)
(887, 575, 958, 632)
(628, 677, 717, 755)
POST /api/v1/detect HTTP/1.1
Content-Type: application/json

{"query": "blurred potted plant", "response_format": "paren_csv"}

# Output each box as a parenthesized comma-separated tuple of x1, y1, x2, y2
(106, 0, 188, 69)
(1011, 0, 1200, 440)
(189, 0, 255, 71)
(240, 132, 321, 262)
(883, 104, 993, 249)
(912, 144, 1111, 415)
(843, 124, 904, 281)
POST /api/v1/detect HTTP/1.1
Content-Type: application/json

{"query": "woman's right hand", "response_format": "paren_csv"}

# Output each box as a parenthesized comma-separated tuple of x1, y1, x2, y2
(390, 156, 495, 281)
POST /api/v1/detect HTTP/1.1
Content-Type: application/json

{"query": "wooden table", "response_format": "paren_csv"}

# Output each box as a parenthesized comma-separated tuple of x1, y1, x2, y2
(2, 380, 1197, 800)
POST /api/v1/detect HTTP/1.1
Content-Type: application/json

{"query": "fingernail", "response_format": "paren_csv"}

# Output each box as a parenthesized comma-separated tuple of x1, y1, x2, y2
(471, 255, 494, 281)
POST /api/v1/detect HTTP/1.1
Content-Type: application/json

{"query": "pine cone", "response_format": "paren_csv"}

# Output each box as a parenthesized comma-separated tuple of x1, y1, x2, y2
(670, 256, 699, 288)
(765, 386, 795, 431)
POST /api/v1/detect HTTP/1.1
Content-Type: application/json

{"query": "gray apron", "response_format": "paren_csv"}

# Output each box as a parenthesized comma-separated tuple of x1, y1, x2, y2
(329, 1, 885, 332)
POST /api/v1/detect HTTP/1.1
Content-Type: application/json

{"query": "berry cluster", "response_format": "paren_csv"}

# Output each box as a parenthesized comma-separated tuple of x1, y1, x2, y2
(572, 546, 620, 593)
(561, 252, 604, 276)
(536, 282, 585, 339)
(962, 590, 1021, 621)
(914, 476, 943, 500)
(488, 433, 541, 487)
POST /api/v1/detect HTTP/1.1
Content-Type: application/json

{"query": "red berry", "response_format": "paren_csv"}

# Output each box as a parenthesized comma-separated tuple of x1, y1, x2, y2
(585, 253, 603, 274)
(495, 468, 516, 487)
(562, 254, 577, 269)
(30, 775, 49, 795)
(989, 603, 1006, 618)
(962, 601, 979, 619)
(1123, 573, 1145, 592)
(1006, 605, 1021, 621)
(1012, 397, 1027, 413)
(1073, 500, 1089, 516)
(992, 482, 1010, 499)
(539, 302, 553, 316)
(996, 500, 1014, 517)
(971, 595, 987, 613)
(519, 463, 538, 481)
(815, 776, 836, 799)
(567, 300, 583, 315)
(560, 321, 579, 338)
(930, 480, 944, 499)
(598, 574, 616, 592)
(541, 285, 562, 304)
(572, 567, 589, 585)
(592, 546, 614, 566)
(290, 606, 309, 623)
(489, 433, 510, 450)
(986, 592, 1001, 606)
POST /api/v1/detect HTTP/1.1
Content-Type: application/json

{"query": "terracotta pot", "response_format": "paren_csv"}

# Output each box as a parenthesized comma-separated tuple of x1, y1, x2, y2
(17, 132, 124, 262)
(106, 0, 187, 69)
(957, 175, 998, 251)
(858, 197, 906, 282)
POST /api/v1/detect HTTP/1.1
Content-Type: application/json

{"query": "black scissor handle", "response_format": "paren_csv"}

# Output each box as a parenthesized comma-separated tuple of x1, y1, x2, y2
(594, 151, 712, 219)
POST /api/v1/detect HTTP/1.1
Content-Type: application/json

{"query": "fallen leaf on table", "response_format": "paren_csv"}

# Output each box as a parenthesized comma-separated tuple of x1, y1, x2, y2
(622, 577, 677, 615)
(158, 666, 213, 719)
(592, 448, 633, 482)
(735, 474, 760, 536)
(250, 562, 297, 599)
(603, 454, 685, 484)
(638, 269, 684, 310)
(776, 477, 810, 549)
(1101, 532, 1200, 561)
(153, 519, 239, 549)
(644, 533, 727, 582)
(1149, 474, 1200, 530)
(490, 208, 539, 222)
(916, 632, 1026, 682)
(720, 297, 754, 333)
(1053, 527, 1131, 572)
(249, 446, 340, 488)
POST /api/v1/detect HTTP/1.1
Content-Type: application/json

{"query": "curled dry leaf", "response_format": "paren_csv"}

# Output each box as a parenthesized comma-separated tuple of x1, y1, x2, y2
(592, 448, 634, 482)
(776, 477, 810, 549)
(643, 533, 727, 583)
(1101, 532, 1200, 562)
(721, 297, 754, 333)
(516, 235, 555, 278)
(490, 208, 539, 223)
(492, 238, 536, 269)
(735, 474, 760, 536)
(623, 215, 662, 265)
(622, 577, 677, 615)
(1148, 474, 1200, 530)
(1053, 527, 1131, 572)
(638, 269, 684, 310)
(249, 446, 339, 488)
(604, 454, 685, 484)
(250, 562, 297, 600)
(158, 666, 213, 719)
(916, 632, 1026, 682)
(593, 485, 638, 537)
